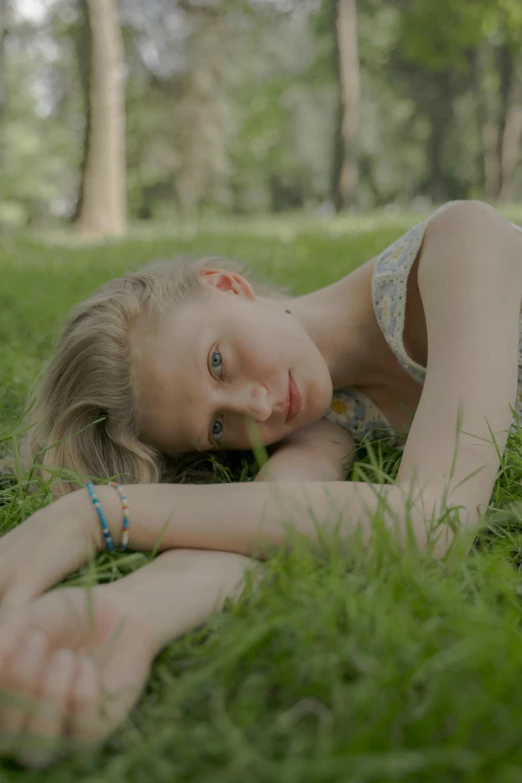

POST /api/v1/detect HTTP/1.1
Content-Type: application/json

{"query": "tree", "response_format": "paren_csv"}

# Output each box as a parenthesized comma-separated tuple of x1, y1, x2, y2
(474, 35, 522, 202)
(75, 0, 127, 236)
(394, 0, 522, 203)
(174, 1, 234, 213)
(2, 0, 521, 224)
(332, 0, 360, 211)
(72, 0, 91, 223)
(474, 43, 502, 200)
(498, 45, 522, 201)
(0, 0, 7, 156)
(487, 0, 522, 200)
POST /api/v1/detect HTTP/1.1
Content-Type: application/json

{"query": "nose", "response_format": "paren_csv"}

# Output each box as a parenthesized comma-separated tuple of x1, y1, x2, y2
(228, 383, 272, 422)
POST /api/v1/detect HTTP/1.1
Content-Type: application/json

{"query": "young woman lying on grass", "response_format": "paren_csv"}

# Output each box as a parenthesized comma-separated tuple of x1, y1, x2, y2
(1, 199, 522, 766)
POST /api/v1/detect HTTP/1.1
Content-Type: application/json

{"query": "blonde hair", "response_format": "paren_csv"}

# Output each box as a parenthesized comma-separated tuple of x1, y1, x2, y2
(18, 256, 288, 495)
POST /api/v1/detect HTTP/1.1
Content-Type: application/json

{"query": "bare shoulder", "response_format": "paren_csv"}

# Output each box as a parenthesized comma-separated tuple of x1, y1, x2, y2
(404, 201, 522, 368)
(426, 199, 513, 233)
(422, 200, 522, 282)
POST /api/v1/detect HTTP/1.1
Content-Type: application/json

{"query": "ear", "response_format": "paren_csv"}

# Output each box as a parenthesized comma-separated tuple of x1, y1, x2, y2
(199, 269, 255, 300)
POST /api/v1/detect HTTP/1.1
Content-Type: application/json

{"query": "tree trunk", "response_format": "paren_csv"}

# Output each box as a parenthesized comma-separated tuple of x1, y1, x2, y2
(0, 0, 7, 151)
(499, 55, 522, 202)
(414, 69, 455, 204)
(175, 4, 230, 214)
(72, 0, 92, 223)
(426, 114, 449, 204)
(474, 43, 502, 201)
(332, 0, 360, 211)
(482, 120, 501, 201)
(76, 0, 127, 237)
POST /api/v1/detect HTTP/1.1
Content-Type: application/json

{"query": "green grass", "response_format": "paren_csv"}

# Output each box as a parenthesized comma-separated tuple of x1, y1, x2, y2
(2, 209, 522, 781)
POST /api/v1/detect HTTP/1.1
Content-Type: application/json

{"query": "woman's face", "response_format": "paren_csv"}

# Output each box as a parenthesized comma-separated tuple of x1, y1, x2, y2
(133, 270, 333, 455)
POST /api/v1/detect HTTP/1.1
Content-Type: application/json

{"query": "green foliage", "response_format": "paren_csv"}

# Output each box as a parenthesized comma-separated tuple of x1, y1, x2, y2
(1, 0, 522, 223)
(395, 0, 483, 73)
(0, 5, 81, 226)
(394, 0, 522, 72)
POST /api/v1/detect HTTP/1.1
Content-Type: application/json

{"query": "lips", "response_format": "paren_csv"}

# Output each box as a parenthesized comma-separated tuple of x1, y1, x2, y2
(286, 372, 302, 423)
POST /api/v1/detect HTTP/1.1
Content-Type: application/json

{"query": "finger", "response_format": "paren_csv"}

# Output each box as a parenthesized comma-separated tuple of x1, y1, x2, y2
(0, 612, 31, 660)
(16, 648, 77, 768)
(0, 631, 49, 748)
(69, 655, 104, 750)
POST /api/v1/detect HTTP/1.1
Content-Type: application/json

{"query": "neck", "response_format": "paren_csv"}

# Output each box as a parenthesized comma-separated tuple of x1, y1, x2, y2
(279, 263, 391, 389)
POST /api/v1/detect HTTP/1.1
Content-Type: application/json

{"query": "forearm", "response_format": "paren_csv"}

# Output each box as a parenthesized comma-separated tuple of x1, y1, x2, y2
(0, 475, 459, 615)
(103, 549, 257, 652)
(255, 452, 347, 482)
(84, 477, 453, 559)
(255, 420, 354, 483)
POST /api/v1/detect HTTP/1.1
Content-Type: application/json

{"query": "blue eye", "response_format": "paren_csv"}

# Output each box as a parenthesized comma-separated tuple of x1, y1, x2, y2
(210, 349, 223, 374)
(211, 416, 224, 444)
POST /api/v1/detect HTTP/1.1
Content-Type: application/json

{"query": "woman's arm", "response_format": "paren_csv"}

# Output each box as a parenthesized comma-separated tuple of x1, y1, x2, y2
(104, 548, 257, 648)
(395, 201, 522, 545)
(0, 549, 256, 766)
(0, 476, 425, 613)
(0, 426, 355, 614)
(256, 419, 355, 482)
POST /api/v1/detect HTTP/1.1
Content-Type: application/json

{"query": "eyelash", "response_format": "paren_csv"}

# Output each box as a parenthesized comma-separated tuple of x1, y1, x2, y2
(209, 348, 224, 445)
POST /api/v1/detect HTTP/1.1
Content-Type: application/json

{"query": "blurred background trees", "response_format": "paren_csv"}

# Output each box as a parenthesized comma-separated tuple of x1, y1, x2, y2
(0, 0, 521, 233)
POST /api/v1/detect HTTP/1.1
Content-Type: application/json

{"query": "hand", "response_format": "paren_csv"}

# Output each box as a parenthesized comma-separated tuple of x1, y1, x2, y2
(0, 490, 99, 616)
(0, 584, 157, 767)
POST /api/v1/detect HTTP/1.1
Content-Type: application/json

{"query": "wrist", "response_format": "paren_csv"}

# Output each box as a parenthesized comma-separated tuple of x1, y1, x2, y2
(103, 549, 256, 653)
(99, 581, 164, 656)
(73, 485, 123, 553)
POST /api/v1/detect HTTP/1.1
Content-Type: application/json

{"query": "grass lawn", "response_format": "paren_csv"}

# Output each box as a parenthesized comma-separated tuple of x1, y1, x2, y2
(2, 208, 522, 781)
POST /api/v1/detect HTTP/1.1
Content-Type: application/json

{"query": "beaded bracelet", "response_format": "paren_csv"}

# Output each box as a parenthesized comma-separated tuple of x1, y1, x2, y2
(109, 481, 130, 552)
(86, 482, 115, 553)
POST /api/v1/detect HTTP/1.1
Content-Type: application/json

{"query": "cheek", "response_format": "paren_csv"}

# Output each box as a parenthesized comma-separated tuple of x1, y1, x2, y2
(237, 311, 321, 385)
(238, 329, 283, 373)
(229, 416, 284, 450)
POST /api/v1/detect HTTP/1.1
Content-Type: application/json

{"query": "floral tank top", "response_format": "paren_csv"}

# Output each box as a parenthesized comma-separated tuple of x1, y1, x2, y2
(324, 201, 522, 448)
